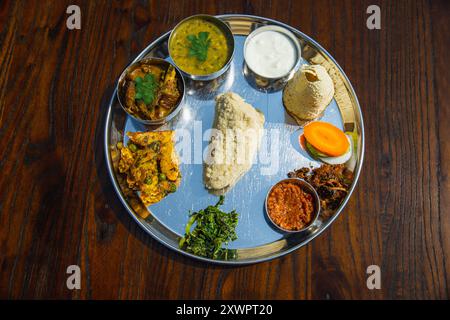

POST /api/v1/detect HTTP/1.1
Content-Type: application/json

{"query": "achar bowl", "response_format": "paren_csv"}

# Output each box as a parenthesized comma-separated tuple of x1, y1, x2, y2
(265, 178, 321, 233)
(116, 57, 186, 125)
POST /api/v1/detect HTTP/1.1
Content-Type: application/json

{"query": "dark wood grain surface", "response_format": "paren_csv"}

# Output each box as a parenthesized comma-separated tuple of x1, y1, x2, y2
(0, 0, 448, 299)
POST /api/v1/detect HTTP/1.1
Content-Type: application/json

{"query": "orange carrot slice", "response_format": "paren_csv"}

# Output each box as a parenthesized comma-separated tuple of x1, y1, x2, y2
(303, 121, 349, 157)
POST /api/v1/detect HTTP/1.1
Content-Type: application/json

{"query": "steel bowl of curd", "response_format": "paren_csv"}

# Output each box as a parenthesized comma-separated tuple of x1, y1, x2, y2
(243, 25, 302, 92)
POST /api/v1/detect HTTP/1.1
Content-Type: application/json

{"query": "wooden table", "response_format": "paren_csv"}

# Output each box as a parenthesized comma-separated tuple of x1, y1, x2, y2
(0, 0, 448, 299)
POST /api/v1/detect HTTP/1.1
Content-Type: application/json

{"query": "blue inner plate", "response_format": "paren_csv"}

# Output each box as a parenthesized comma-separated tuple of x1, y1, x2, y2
(123, 35, 344, 249)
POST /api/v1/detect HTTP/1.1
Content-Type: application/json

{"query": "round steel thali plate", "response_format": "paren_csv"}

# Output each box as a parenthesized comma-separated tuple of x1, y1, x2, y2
(104, 14, 364, 264)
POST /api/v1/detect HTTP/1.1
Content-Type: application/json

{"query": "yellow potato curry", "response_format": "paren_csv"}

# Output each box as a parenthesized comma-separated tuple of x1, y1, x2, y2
(118, 131, 181, 206)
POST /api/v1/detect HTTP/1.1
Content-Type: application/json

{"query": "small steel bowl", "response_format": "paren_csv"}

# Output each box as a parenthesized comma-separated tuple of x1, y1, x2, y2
(168, 14, 235, 81)
(116, 57, 185, 125)
(243, 25, 302, 92)
(265, 178, 321, 233)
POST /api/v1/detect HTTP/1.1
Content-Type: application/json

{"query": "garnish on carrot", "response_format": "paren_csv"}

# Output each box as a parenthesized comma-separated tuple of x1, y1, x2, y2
(303, 121, 349, 157)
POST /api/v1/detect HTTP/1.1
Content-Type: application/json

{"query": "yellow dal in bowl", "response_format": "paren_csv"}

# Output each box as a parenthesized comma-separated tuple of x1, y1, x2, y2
(169, 18, 230, 75)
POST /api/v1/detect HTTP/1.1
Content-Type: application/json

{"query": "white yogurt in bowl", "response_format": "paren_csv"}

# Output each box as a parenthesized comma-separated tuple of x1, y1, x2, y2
(244, 25, 301, 79)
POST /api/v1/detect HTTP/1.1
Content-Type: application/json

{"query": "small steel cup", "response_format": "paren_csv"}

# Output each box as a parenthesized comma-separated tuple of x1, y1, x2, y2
(243, 25, 302, 92)
(265, 178, 321, 233)
(116, 57, 185, 125)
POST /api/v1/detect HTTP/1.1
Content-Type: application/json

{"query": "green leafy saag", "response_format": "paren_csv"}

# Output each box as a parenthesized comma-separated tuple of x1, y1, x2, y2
(179, 196, 238, 259)
(187, 31, 211, 62)
(134, 73, 158, 105)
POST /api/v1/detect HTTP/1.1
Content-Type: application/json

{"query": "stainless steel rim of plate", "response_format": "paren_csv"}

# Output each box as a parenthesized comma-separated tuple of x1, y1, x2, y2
(104, 14, 365, 265)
